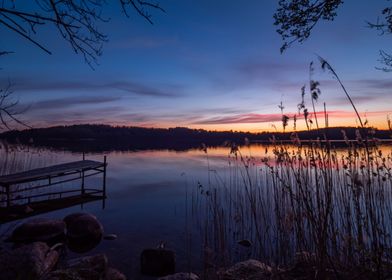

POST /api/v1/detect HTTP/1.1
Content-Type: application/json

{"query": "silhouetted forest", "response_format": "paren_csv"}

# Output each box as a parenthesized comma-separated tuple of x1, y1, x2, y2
(0, 124, 390, 152)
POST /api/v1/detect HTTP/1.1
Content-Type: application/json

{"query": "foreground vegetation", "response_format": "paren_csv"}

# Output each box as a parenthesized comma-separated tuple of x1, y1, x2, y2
(193, 60, 392, 279)
(194, 136, 392, 278)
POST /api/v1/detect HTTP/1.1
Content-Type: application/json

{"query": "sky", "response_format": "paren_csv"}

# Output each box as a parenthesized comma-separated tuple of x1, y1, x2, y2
(1, 0, 391, 132)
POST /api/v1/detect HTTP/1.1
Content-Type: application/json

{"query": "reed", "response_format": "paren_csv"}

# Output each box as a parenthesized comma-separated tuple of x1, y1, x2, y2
(194, 59, 392, 279)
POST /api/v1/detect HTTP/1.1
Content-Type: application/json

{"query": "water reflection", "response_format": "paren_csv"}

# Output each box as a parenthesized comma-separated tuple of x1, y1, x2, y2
(0, 143, 391, 278)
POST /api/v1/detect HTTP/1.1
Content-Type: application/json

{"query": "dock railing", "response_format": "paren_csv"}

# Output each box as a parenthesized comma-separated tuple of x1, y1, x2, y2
(0, 155, 107, 223)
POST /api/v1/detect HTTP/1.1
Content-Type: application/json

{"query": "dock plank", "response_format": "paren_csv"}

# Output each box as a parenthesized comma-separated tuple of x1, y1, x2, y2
(0, 160, 104, 185)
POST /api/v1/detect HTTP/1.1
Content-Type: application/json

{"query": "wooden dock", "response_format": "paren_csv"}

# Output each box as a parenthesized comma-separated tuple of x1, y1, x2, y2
(0, 156, 107, 223)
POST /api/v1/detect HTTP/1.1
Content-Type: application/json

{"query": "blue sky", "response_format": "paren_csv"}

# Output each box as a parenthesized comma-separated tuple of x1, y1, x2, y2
(1, 0, 391, 131)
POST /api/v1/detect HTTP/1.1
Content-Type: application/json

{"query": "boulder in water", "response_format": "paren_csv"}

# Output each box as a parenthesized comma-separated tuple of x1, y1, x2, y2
(9, 218, 66, 245)
(140, 248, 175, 276)
(106, 267, 127, 280)
(221, 259, 272, 280)
(0, 242, 59, 280)
(158, 272, 199, 280)
(45, 254, 108, 280)
(64, 213, 103, 253)
(103, 233, 118, 241)
(44, 254, 127, 280)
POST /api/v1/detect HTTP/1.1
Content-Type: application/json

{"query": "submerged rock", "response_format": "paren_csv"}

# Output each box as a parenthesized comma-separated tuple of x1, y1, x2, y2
(45, 254, 108, 280)
(9, 218, 66, 245)
(64, 213, 103, 253)
(237, 239, 252, 248)
(158, 272, 199, 280)
(106, 267, 127, 280)
(43, 270, 83, 280)
(67, 254, 108, 275)
(140, 248, 175, 276)
(294, 251, 317, 266)
(44, 254, 126, 280)
(0, 242, 59, 280)
(104, 233, 118, 240)
(63, 212, 85, 225)
(285, 251, 317, 279)
(221, 259, 272, 280)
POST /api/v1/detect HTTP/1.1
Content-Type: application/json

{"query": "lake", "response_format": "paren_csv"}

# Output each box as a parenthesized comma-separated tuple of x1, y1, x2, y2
(0, 145, 251, 278)
(1, 142, 392, 279)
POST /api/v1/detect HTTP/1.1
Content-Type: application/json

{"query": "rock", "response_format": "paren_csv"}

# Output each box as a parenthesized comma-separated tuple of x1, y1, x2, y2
(9, 218, 66, 245)
(237, 239, 252, 247)
(294, 251, 316, 266)
(221, 259, 272, 280)
(45, 254, 108, 280)
(158, 272, 199, 280)
(64, 213, 103, 253)
(44, 254, 127, 280)
(43, 270, 83, 280)
(140, 248, 175, 276)
(286, 251, 317, 278)
(46, 268, 127, 280)
(106, 267, 127, 280)
(0, 242, 59, 280)
(67, 254, 108, 279)
(104, 233, 118, 240)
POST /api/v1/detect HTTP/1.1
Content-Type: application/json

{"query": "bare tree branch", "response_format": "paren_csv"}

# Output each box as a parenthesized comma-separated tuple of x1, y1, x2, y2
(0, 83, 31, 130)
(376, 50, 392, 72)
(367, 6, 392, 71)
(0, 0, 164, 129)
(274, 0, 343, 53)
(0, 0, 164, 67)
(0, 51, 13, 57)
(275, 0, 392, 72)
(119, 0, 165, 24)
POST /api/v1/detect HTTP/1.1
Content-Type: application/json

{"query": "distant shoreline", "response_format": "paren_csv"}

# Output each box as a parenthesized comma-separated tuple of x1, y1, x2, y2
(0, 124, 391, 152)
(252, 139, 392, 143)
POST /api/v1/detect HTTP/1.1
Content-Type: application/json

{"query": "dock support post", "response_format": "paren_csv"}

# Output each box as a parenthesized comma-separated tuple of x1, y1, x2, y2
(81, 170, 85, 195)
(81, 153, 86, 195)
(6, 184, 10, 207)
(103, 156, 107, 197)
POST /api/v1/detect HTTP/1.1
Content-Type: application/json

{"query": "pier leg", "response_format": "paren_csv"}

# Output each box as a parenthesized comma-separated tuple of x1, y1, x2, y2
(6, 184, 10, 207)
(81, 170, 85, 195)
(102, 156, 107, 209)
(103, 156, 107, 197)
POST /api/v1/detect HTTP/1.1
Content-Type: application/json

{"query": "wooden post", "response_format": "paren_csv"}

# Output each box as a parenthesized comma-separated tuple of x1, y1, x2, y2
(103, 156, 107, 197)
(81, 169, 85, 195)
(5, 184, 10, 207)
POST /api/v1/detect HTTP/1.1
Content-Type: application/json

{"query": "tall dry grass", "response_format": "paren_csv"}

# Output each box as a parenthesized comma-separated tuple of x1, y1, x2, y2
(193, 58, 392, 279)
(194, 136, 392, 278)
(0, 141, 60, 207)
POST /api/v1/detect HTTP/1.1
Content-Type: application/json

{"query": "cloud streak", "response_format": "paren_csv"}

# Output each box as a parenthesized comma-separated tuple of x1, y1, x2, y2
(355, 79, 392, 90)
(236, 60, 306, 80)
(3, 78, 183, 98)
(192, 110, 392, 125)
(31, 96, 121, 110)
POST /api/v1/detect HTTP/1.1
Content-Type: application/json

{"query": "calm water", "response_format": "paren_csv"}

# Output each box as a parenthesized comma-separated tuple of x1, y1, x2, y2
(1, 143, 392, 279)
(0, 146, 241, 279)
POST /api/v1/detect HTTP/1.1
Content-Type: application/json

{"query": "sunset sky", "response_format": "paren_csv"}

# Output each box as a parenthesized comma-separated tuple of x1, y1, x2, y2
(1, 1, 391, 132)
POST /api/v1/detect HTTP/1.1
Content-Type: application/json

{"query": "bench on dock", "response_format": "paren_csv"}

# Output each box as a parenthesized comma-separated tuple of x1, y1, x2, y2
(0, 156, 107, 223)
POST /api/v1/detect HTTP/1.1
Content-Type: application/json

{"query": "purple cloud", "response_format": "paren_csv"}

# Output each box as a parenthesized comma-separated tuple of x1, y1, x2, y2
(31, 96, 121, 110)
(2, 78, 183, 98)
